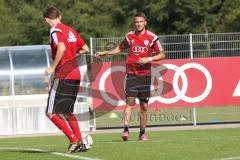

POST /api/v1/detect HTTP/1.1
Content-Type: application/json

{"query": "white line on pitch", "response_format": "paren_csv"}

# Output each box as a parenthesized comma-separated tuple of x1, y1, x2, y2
(220, 157, 240, 160)
(16, 144, 57, 148)
(0, 147, 101, 160)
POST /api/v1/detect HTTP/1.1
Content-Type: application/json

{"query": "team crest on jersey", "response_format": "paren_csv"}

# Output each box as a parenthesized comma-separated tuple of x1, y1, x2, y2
(68, 31, 77, 42)
(144, 40, 149, 46)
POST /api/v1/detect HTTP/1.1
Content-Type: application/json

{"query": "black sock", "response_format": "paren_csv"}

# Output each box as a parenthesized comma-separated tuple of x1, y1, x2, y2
(140, 128, 145, 136)
(124, 125, 129, 133)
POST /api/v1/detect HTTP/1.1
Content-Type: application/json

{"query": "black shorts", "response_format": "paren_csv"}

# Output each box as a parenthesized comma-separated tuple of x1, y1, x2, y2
(46, 79, 80, 114)
(125, 73, 151, 100)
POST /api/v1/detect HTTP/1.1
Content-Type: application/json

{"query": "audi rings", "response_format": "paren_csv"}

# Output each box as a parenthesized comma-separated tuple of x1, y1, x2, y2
(150, 63, 212, 104)
(131, 46, 148, 53)
(98, 63, 212, 106)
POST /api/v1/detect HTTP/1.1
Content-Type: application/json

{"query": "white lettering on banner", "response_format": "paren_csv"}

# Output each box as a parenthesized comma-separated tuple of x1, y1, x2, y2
(233, 80, 240, 97)
(98, 63, 213, 106)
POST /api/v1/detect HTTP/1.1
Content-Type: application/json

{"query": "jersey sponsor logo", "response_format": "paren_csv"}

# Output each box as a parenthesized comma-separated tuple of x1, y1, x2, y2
(144, 40, 149, 46)
(131, 46, 148, 53)
(68, 31, 77, 42)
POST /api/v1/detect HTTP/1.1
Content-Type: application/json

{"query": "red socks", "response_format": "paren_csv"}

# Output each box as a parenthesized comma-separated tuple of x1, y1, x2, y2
(66, 113, 82, 141)
(50, 114, 78, 143)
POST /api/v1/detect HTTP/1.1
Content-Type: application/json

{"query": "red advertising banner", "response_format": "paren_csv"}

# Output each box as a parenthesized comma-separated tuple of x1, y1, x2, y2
(92, 57, 240, 110)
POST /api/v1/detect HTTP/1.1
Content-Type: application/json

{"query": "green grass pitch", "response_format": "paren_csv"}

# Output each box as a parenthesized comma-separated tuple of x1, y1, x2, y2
(0, 128, 239, 160)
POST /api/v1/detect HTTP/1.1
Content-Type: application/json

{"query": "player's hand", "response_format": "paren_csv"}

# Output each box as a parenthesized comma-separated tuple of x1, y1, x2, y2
(44, 66, 54, 84)
(44, 66, 54, 92)
(44, 66, 55, 76)
(95, 51, 106, 57)
(137, 57, 150, 65)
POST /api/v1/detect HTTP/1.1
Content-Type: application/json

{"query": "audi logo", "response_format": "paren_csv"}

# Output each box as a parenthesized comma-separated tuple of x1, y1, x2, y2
(99, 63, 213, 106)
(131, 46, 148, 53)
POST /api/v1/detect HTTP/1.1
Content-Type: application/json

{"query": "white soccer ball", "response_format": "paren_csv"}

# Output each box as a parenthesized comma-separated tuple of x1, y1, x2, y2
(81, 133, 93, 149)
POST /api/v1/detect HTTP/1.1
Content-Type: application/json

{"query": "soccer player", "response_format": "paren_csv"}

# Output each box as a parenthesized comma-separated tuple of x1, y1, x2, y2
(43, 6, 89, 153)
(95, 12, 165, 141)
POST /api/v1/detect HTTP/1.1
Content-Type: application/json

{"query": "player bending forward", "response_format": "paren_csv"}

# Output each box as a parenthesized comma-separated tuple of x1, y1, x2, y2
(43, 6, 89, 153)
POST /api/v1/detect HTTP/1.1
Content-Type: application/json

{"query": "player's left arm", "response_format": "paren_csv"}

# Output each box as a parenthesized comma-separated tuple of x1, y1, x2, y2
(138, 52, 165, 64)
(78, 44, 89, 55)
(150, 51, 165, 61)
(138, 38, 165, 64)
(77, 35, 89, 55)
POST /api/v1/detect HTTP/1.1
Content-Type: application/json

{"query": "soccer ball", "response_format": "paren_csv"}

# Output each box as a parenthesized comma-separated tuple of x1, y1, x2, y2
(81, 133, 93, 149)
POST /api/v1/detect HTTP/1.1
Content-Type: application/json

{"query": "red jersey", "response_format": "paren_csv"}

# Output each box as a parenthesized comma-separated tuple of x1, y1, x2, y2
(50, 23, 86, 80)
(120, 30, 164, 76)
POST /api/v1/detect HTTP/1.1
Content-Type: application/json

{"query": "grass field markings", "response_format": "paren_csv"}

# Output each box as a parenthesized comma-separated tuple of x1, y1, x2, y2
(94, 137, 230, 144)
(220, 157, 240, 160)
(0, 147, 101, 160)
(94, 139, 179, 144)
(0, 144, 59, 148)
(15, 144, 57, 148)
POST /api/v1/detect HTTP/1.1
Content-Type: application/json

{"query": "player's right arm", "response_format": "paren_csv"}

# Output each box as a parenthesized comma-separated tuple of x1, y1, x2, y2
(95, 46, 121, 57)
(95, 36, 130, 57)
(44, 32, 66, 88)
(45, 32, 66, 76)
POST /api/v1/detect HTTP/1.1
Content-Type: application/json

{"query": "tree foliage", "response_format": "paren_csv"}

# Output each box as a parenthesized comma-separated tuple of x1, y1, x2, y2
(0, 0, 240, 46)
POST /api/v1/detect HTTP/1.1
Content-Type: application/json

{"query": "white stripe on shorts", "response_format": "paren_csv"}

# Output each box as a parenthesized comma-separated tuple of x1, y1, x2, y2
(47, 79, 59, 114)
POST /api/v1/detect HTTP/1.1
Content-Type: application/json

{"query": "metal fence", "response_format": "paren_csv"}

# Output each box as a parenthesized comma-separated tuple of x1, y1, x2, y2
(90, 32, 240, 129)
(90, 32, 240, 61)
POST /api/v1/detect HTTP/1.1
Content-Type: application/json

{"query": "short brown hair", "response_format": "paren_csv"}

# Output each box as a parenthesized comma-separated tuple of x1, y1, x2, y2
(43, 6, 60, 19)
(134, 12, 147, 21)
